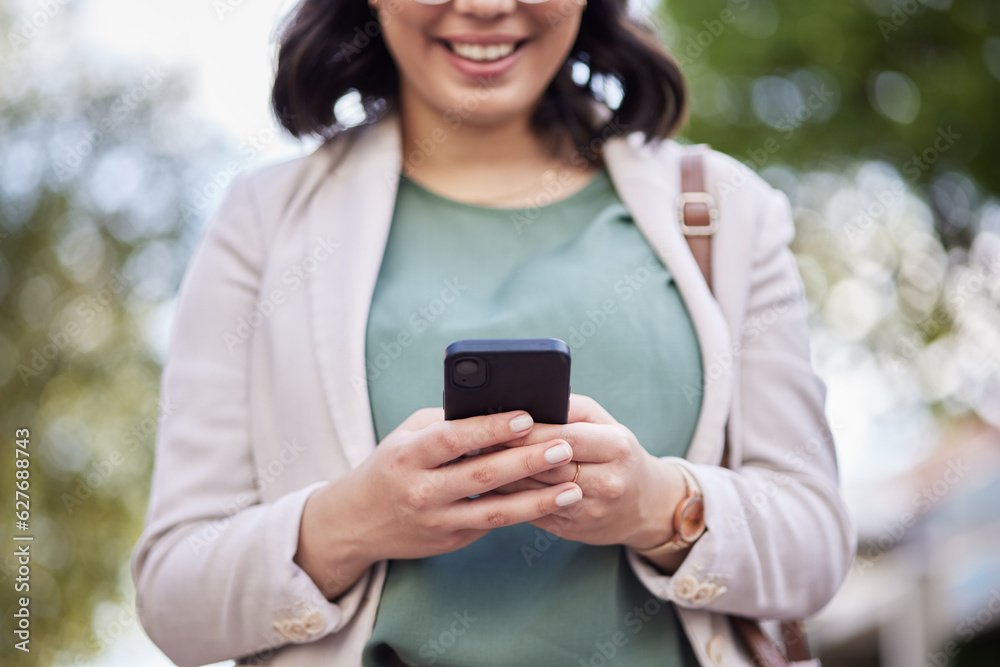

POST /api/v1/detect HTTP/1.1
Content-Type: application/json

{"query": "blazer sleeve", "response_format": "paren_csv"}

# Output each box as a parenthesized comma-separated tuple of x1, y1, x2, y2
(130, 174, 368, 667)
(627, 173, 857, 619)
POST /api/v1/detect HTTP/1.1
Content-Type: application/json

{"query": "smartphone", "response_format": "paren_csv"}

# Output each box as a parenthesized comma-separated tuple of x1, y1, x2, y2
(443, 338, 571, 425)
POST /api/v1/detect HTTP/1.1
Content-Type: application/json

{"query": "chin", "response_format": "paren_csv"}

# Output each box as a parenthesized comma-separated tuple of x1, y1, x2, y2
(434, 82, 542, 125)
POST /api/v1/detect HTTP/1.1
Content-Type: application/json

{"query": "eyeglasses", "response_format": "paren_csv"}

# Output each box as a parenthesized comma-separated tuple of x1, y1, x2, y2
(411, 0, 551, 5)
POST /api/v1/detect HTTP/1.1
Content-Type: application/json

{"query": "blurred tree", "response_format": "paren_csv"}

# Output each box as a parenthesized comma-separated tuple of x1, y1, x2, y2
(660, 0, 1000, 249)
(0, 6, 228, 664)
(652, 0, 1000, 423)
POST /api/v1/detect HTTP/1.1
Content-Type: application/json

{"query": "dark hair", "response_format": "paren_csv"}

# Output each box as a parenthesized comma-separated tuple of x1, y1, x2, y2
(271, 0, 687, 161)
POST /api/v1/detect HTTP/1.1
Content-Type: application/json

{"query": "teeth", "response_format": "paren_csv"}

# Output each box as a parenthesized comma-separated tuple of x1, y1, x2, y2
(449, 41, 516, 62)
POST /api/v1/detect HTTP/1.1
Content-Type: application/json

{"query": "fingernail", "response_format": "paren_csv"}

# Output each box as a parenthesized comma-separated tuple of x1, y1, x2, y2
(509, 414, 533, 432)
(556, 486, 583, 507)
(544, 443, 572, 464)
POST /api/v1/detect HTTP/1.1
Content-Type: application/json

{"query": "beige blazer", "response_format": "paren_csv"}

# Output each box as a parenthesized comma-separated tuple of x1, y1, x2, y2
(131, 109, 855, 667)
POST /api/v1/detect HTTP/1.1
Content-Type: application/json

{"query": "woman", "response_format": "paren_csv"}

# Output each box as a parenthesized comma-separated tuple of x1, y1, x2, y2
(131, 0, 856, 664)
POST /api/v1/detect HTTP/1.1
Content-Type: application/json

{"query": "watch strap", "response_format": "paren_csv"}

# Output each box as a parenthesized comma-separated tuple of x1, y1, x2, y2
(634, 462, 704, 557)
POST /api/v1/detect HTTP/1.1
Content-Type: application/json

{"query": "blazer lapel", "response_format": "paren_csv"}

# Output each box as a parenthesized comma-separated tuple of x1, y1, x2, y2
(603, 137, 733, 465)
(306, 112, 404, 470)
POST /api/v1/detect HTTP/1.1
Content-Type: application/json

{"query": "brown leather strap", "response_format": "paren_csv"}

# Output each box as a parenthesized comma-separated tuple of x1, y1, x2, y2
(780, 619, 813, 662)
(677, 144, 729, 468)
(731, 617, 792, 666)
(679, 147, 725, 470)
(680, 146, 812, 665)
(733, 617, 813, 664)
(679, 147, 715, 292)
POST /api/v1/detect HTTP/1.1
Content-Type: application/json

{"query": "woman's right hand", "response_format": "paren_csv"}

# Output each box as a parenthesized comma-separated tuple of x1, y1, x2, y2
(294, 409, 582, 600)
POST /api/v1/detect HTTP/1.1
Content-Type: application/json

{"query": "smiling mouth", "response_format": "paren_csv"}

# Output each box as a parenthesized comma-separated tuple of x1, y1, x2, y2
(438, 39, 528, 63)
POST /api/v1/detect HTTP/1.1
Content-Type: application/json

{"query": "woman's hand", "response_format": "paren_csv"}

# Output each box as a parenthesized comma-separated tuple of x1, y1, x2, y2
(489, 394, 687, 550)
(294, 408, 583, 599)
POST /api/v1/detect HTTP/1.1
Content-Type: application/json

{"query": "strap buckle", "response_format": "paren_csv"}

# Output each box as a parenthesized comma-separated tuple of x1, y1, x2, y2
(676, 192, 720, 236)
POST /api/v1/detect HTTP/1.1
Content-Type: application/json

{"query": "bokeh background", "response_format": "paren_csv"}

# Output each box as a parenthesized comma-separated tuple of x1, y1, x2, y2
(1, 0, 998, 665)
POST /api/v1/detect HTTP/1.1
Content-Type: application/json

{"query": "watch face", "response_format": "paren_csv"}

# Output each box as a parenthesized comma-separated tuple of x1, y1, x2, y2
(679, 497, 706, 542)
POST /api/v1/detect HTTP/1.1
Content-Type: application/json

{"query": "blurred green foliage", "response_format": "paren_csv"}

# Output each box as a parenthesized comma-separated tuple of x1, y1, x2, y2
(663, 0, 1000, 249)
(661, 0, 1000, 427)
(0, 9, 226, 663)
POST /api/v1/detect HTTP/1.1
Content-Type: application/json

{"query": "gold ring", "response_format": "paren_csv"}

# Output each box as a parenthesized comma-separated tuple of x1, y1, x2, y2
(572, 462, 581, 485)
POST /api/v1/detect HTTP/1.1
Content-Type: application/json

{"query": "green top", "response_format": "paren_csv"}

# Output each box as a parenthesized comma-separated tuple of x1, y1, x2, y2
(361, 168, 703, 667)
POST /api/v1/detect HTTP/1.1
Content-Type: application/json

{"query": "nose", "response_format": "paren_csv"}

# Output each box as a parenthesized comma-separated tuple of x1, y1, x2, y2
(451, 0, 518, 19)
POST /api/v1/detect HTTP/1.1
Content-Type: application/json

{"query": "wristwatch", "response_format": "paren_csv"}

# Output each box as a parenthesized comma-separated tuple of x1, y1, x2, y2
(635, 462, 706, 557)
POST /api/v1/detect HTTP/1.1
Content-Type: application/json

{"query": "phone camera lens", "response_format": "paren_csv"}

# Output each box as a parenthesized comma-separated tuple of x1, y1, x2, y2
(455, 359, 479, 375)
(452, 357, 487, 389)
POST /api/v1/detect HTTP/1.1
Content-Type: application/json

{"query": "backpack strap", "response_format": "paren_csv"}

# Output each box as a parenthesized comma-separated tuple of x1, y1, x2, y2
(678, 145, 718, 291)
(678, 145, 813, 665)
(679, 145, 724, 471)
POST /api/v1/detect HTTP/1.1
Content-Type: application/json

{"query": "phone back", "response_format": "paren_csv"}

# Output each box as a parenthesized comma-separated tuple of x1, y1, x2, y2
(443, 339, 571, 424)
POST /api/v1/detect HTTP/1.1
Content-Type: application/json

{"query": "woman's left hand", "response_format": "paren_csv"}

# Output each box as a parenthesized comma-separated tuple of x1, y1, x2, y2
(487, 394, 687, 549)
